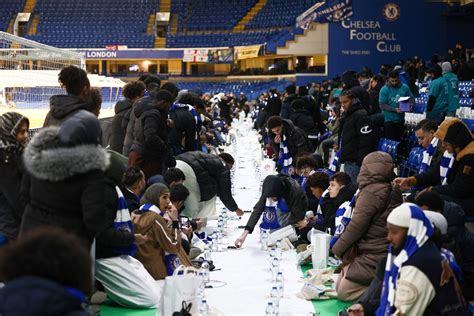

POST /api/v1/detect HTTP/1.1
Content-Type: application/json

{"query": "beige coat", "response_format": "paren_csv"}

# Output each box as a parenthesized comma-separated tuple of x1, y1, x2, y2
(332, 151, 403, 285)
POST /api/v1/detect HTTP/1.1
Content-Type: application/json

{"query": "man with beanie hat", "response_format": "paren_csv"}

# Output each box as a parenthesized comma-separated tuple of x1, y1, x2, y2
(128, 89, 176, 179)
(234, 174, 308, 248)
(427, 64, 449, 124)
(442, 62, 460, 116)
(395, 118, 474, 214)
(375, 203, 468, 316)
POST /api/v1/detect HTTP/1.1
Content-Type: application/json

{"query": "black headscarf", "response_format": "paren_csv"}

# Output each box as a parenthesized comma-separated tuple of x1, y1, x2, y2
(0, 112, 29, 157)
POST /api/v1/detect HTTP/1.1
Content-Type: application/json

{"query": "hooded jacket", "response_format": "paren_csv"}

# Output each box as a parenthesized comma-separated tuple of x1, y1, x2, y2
(290, 108, 318, 137)
(338, 102, 376, 166)
(43, 95, 90, 127)
(342, 71, 371, 112)
(0, 276, 89, 316)
(20, 112, 110, 245)
(413, 119, 474, 199)
(280, 94, 298, 119)
(122, 95, 154, 156)
(332, 152, 403, 285)
(269, 119, 313, 164)
(168, 105, 199, 155)
(245, 174, 308, 233)
(0, 112, 28, 239)
(109, 99, 134, 153)
(176, 151, 238, 211)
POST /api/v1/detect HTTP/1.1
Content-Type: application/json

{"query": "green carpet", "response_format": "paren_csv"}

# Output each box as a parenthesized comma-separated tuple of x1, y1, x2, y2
(100, 305, 157, 316)
(300, 263, 352, 316)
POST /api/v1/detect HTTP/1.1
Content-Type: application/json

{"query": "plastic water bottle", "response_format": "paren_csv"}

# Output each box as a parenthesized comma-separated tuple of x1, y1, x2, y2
(271, 257, 280, 281)
(204, 243, 212, 262)
(265, 302, 274, 316)
(270, 286, 279, 314)
(261, 230, 269, 251)
(197, 271, 206, 298)
(211, 232, 218, 252)
(199, 299, 209, 316)
(201, 261, 210, 284)
(276, 272, 284, 298)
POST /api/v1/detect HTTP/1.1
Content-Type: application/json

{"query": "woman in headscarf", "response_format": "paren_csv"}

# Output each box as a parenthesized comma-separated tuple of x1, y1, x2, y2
(20, 110, 109, 248)
(132, 183, 191, 280)
(0, 112, 29, 242)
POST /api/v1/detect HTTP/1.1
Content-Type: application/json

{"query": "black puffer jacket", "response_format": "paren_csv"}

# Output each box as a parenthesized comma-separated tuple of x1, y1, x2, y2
(245, 174, 308, 233)
(269, 119, 313, 163)
(20, 113, 109, 246)
(265, 95, 282, 117)
(130, 101, 169, 160)
(109, 99, 133, 153)
(122, 95, 154, 156)
(0, 276, 89, 316)
(290, 109, 318, 137)
(176, 151, 237, 211)
(338, 102, 376, 166)
(43, 95, 90, 127)
(280, 94, 298, 119)
(169, 106, 199, 155)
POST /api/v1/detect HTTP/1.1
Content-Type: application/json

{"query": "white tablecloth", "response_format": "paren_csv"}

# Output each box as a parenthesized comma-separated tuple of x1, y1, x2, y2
(201, 127, 314, 315)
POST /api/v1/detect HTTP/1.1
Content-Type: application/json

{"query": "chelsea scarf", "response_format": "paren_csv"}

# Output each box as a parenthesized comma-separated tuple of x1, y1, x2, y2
(278, 134, 294, 176)
(113, 186, 137, 256)
(439, 150, 455, 185)
(419, 137, 439, 173)
(329, 189, 359, 248)
(376, 204, 434, 316)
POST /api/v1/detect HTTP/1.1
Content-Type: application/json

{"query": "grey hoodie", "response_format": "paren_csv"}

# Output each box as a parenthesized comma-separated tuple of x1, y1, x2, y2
(43, 95, 89, 127)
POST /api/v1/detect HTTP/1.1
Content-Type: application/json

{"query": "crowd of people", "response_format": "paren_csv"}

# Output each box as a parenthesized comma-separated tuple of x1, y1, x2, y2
(0, 54, 473, 315)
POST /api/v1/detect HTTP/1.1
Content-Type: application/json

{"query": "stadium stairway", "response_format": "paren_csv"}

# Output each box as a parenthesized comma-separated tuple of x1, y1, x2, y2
(160, 0, 171, 12)
(28, 15, 39, 35)
(233, 0, 268, 32)
(146, 14, 155, 35)
(23, 0, 36, 13)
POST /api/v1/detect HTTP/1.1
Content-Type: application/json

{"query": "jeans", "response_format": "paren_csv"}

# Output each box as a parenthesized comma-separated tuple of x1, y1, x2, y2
(343, 162, 360, 184)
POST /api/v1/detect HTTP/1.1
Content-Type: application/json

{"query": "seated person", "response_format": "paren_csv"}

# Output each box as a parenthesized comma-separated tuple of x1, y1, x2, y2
(234, 174, 308, 248)
(376, 203, 468, 316)
(396, 118, 474, 215)
(297, 172, 357, 240)
(0, 228, 92, 315)
(414, 119, 442, 173)
(147, 167, 186, 188)
(122, 167, 146, 213)
(132, 184, 192, 280)
(415, 191, 474, 301)
(295, 154, 323, 211)
(332, 152, 402, 301)
(94, 169, 160, 308)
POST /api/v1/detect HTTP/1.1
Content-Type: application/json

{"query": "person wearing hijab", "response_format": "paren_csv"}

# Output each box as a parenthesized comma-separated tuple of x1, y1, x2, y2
(20, 110, 109, 248)
(132, 184, 191, 280)
(0, 112, 29, 242)
(234, 174, 308, 248)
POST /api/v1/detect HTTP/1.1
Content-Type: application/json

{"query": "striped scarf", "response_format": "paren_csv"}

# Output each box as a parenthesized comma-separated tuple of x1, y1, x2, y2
(441, 248, 462, 282)
(440, 150, 455, 185)
(376, 204, 434, 316)
(328, 148, 341, 174)
(315, 189, 329, 226)
(299, 170, 316, 191)
(329, 189, 359, 248)
(113, 186, 137, 256)
(278, 134, 294, 176)
(138, 203, 181, 275)
(260, 198, 280, 230)
(419, 137, 439, 173)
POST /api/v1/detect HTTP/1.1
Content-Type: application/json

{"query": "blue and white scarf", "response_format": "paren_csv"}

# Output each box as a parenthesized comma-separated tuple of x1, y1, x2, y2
(419, 137, 439, 173)
(440, 150, 455, 185)
(441, 248, 462, 282)
(328, 148, 341, 174)
(315, 189, 329, 226)
(260, 198, 280, 230)
(329, 189, 359, 248)
(138, 203, 181, 275)
(113, 186, 137, 256)
(278, 134, 294, 176)
(299, 170, 316, 191)
(376, 204, 434, 316)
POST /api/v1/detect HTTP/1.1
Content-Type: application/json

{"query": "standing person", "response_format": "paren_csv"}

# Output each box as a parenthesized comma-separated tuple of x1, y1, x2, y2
(20, 110, 109, 249)
(337, 90, 376, 183)
(290, 99, 319, 149)
(442, 62, 460, 117)
(265, 89, 282, 118)
(427, 65, 449, 125)
(367, 74, 385, 115)
(128, 89, 175, 179)
(332, 152, 403, 301)
(109, 81, 146, 153)
(43, 65, 91, 127)
(176, 152, 243, 219)
(280, 84, 298, 119)
(341, 70, 371, 112)
(317, 105, 341, 166)
(266, 116, 313, 175)
(378, 70, 413, 141)
(234, 174, 308, 248)
(0, 113, 29, 242)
